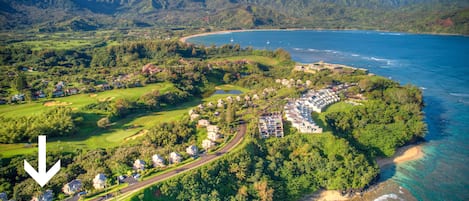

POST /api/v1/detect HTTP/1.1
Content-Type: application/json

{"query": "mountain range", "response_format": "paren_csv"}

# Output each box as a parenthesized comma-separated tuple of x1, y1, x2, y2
(0, 0, 468, 34)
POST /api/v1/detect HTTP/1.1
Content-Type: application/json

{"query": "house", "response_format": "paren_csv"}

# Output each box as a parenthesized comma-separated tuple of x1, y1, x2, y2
(197, 104, 204, 109)
(202, 139, 215, 150)
(207, 125, 219, 133)
(11, 94, 24, 101)
(188, 109, 195, 115)
(62, 179, 82, 195)
(0, 192, 7, 201)
(226, 96, 233, 103)
(305, 80, 312, 86)
(56, 81, 65, 90)
(152, 154, 165, 167)
(207, 102, 215, 108)
(258, 113, 284, 138)
(93, 174, 106, 189)
(36, 91, 46, 98)
(31, 190, 53, 201)
(169, 152, 182, 164)
(142, 63, 162, 75)
(133, 159, 146, 171)
(235, 96, 242, 102)
(207, 131, 220, 141)
(52, 90, 64, 97)
(244, 95, 250, 101)
(217, 102, 224, 108)
(66, 88, 79, 95)
(252, 94, 260, 100)
(198, 119, 210, 127)
(190, 113, 200, 121)
(186, 145, 198, 156)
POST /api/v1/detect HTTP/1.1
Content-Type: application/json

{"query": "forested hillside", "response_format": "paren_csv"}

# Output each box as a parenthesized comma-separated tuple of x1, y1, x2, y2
(0, 0, 468, 34)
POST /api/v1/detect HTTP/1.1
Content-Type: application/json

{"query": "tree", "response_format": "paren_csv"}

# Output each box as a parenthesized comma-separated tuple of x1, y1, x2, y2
(97, 117, 111, 128)
(13, 73, 28, 92)
(225, 104, 236, 125)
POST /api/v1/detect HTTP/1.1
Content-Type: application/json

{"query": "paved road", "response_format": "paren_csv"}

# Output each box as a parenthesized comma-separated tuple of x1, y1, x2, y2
(91, 123, 247, 201)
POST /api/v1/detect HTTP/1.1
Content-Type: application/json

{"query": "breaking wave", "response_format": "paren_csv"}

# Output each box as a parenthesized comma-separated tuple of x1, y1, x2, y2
(373, 193, 404, 201)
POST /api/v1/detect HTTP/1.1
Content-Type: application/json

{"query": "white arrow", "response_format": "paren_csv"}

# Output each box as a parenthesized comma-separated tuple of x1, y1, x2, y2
(24, 135, 61, 187)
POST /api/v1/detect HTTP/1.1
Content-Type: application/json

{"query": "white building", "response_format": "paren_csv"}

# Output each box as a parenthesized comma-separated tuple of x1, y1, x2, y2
(207, 131, 220, 141)
(133, 159, 146, 171)
(186, 145, 198, 156)
(152, 154, 165, 167)
(62, 179, 82, 195)
(258, 113, 284, 138)
(202, 139, 215, 150)
(207, 125, 219, 133)
(198, 119, 210, 127)
(190, 113, 200, 121)
(169, 152, 182, 164)
(93, 174, 106, 190)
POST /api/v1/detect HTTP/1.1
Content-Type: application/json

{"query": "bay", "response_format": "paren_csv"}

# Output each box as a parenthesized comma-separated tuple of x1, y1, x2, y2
(188, 30, 469, 201)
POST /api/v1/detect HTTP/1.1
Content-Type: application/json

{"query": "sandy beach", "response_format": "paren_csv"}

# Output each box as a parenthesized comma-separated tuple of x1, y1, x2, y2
(376, 144, 424, 168)
(179, 28, 312, 43)
(303, 144, 424, 201)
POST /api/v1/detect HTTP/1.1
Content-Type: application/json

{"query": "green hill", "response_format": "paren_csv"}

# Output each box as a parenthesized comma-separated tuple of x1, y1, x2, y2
(0, 0, 468, 34)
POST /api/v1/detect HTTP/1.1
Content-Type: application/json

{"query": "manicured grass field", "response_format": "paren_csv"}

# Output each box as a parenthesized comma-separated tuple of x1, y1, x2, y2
(12, 39, 95, 51)
(0, 84, 250, 158)
(311, 101, 356, 132)
(0, 82, 175, 117)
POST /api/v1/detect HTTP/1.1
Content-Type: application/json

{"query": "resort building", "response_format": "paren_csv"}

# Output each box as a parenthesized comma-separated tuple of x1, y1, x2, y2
(93, 174, 106, 189)
(152, 154, 165, 167)
(133, 159, 146, 171)
(258, 113, 284, 138)
(284, 88, 340, 133)
(202, 139, 215, 150)
(62, 179, 82, 195)
(186, 145, 198, 156)
(169, 152, 182, 164)
(207, 125, 219, 133)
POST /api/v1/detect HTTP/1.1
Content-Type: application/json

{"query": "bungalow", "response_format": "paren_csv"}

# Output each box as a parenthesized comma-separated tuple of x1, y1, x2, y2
(169, 152, 182, 164)
(226, 96, 233, 103)
(152, 154, 165, 167)
(133, 159, 146, 171)
(207, 102, 215, 108)
(188, 109, 195, 115)
(52, 90, 64, 97)
(66, 88, 79, 95)
(31, 190, 53, 201)
(198, 119, 210, 127)
(217, 102, 224, 108)
(235, 96, 242, 102)
(252, 94, 260, 100)
(36, 91, 46, 98)
(62, 179, 82, 195)
(11, 94, 24, 101)
(93, 174, 106, 189)
(197, 104, 205, 109)
(186, 145, 198, 156)
(190, 113, 200, 121)
(202, 139, 215, 150)
(305, 80, 312, 86)
(207, 131, 220, 141)
(244, 95, 250, 101)
(207, 125, 219, 133)
(56, 81, 65, 90)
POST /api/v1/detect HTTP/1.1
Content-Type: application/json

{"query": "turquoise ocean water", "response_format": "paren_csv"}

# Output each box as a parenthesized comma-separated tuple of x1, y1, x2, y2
(187, 30, 469, 201)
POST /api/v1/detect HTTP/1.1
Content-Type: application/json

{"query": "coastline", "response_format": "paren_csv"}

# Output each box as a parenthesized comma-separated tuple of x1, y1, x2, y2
(179, 28, 466, 44)
(303, 144, 425, 201)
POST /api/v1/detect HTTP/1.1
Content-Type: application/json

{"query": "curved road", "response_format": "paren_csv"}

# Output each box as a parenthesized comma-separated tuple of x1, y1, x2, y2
(91, 124, 247, 201)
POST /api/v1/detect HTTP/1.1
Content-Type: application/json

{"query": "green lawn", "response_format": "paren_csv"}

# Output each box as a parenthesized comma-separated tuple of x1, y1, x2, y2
(0, 82, 175, 117)
(209, 55, 281, 66)
(311, 101, 355, 132)
(0, 84, 250, 158)
(12, 39, 95, 51)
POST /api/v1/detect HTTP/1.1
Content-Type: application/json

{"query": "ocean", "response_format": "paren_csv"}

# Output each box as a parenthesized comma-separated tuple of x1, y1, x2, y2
(187, 30, 469, 201)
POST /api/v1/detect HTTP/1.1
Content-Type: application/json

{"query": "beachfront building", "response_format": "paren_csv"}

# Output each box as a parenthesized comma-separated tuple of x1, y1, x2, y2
(169, 152, 182, 164)
(202, 139, 216, 150)
(93, 174, 106, 189)
(152, 154, 166, 167)
(301, 89, 340, 113)
(258, 113, 284, 138)
(62, 179, 82, 195)
(186, 145, 198, 156)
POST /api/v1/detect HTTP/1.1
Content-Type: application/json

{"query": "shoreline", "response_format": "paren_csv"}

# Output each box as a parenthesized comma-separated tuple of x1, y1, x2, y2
(303, 144, 425, 201)
(179, 28, 467, 43)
